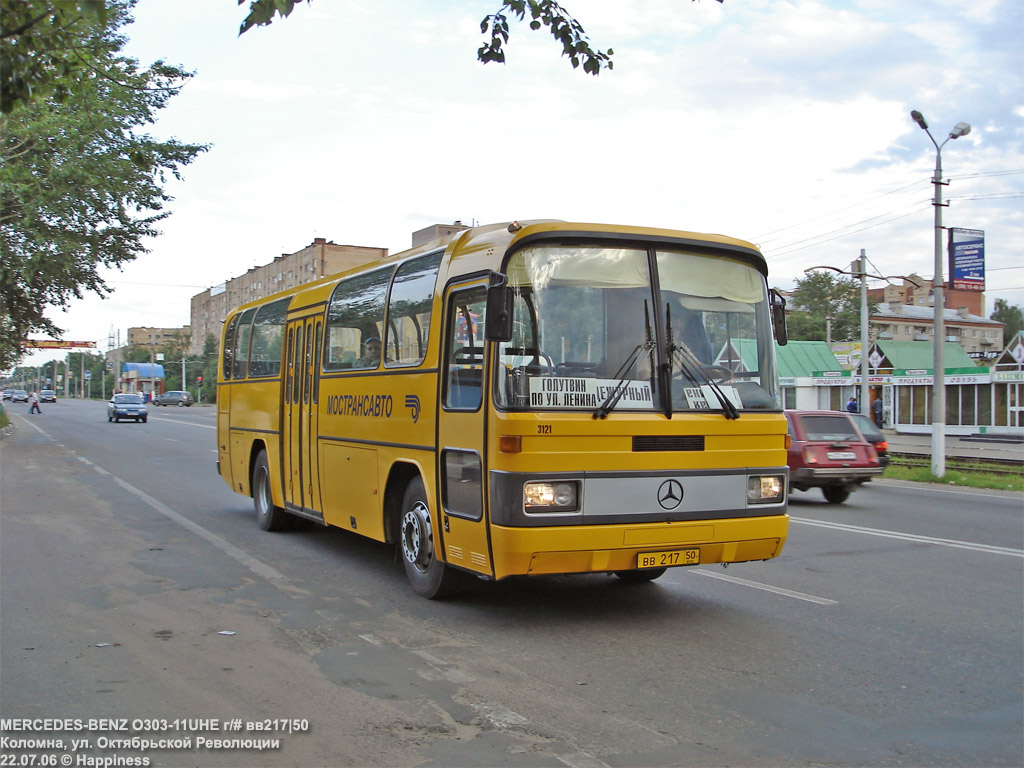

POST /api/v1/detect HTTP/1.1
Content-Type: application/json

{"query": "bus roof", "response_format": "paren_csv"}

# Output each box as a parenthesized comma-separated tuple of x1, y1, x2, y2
(444, 220, 766, 276)
(225, 220, 767, 319)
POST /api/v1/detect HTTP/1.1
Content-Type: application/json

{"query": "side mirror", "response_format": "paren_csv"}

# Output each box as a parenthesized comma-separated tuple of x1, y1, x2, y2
(770, 289, 788, 346)
(485, 273, 513, 342)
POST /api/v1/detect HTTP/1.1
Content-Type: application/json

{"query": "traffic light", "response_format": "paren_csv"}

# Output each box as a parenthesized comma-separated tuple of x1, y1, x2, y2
(196, 375, 203, 385)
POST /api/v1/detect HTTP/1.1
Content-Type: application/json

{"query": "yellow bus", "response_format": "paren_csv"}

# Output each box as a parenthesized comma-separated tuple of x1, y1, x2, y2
(217, 220, 790, 597)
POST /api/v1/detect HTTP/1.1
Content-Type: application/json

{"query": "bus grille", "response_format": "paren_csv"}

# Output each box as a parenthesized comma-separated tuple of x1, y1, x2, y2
(632, 435, 705, 452)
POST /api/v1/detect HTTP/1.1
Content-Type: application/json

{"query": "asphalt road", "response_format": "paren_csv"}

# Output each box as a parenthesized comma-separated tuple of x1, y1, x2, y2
(1, 398, 1022, 767)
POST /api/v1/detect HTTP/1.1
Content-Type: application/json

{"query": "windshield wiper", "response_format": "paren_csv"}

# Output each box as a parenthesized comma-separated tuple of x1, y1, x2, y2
(666, 304, 740, 420)
(593, 302, 656, 419)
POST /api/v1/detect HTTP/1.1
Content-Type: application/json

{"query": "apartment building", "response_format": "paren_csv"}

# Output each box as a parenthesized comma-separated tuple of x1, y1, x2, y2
(189, 237, 388, 356)
(868, 275, 1002, 359)
(870, 302, 1003, 358)
(126, 326, 191, 352)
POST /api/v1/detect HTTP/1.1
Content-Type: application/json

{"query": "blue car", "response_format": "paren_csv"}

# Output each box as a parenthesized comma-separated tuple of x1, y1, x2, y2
(107, 393, 148, 423)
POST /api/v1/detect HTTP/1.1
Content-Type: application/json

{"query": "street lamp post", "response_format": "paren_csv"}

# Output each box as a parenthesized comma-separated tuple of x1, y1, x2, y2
(910, 110, 971, 478)
(804, 258, 870, 414)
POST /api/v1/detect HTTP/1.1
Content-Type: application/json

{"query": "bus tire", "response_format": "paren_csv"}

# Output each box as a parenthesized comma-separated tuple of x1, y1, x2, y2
(614, 568, 667, 583)
(253, 449, 289, 531)
(399, 477, 457, 599)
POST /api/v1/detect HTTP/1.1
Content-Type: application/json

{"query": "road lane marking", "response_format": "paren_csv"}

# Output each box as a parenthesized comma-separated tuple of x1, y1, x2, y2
(873, 480, 1023, 499)
(790, 516, 1024, 557)
(689, 570, 838, 604)
(149, 416, 215, 429)
(556, 751, 613, 768)
(17, 415, 288, 581)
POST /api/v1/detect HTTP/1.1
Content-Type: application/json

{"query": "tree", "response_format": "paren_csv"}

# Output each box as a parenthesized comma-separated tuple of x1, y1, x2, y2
(0, 1, 107, 114)
(990, 298, 1023, 342)
(236, 0, 722, 75)
(786, 271, 876, 344)
(0, 1, 206, 371)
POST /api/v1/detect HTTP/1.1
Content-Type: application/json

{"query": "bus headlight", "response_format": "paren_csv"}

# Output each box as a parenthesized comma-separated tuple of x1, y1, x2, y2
(747, 475, 785, 504)
(524, 481, 579, 513)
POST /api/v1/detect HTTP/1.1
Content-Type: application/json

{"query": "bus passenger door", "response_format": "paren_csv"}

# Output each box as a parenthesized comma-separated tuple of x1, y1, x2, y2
(283, 317, 323, 519)
(284, 321, 304, 508)
(306, 318, 323, 513)
(436, 281, 492, 577)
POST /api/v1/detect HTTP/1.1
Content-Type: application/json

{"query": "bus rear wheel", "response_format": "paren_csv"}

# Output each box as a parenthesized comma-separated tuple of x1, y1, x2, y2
(399, 477, 458, 599)
(253, 450, 289, 531)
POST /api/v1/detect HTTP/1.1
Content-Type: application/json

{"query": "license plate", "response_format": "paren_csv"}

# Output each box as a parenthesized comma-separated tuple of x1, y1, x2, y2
(827, 451, 857, 460)
(637, 548, 700, 569)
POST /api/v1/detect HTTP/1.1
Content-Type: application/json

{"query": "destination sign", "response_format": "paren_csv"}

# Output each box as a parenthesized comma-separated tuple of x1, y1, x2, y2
(529, 377, 653, 409)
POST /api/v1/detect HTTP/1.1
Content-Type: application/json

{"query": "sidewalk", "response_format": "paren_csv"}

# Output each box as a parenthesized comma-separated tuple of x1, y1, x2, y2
(884, 430, 1024, 462)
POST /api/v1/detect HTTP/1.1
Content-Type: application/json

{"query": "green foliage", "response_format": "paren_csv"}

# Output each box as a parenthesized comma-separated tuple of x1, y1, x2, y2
(787, 271, 877, 343)
(0, 1, 107, 114)
(237, 0, 303, 34)
(239, 0, 723, 75)
(479, 1, 613, 75)
(990, 298, 1023, 341)
(883, 464, 1022, 493)
(0, 1, 206, 371)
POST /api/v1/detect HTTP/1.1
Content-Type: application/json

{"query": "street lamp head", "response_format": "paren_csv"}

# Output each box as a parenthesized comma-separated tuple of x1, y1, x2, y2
(910, 110, 928, 130)
(949, 122, 971, 139)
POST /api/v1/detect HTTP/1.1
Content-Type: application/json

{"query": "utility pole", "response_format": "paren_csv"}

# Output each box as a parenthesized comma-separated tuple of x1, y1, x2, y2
(857, 250, 869, 416)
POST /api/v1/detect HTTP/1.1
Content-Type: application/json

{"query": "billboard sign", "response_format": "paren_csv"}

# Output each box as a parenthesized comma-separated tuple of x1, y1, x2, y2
(24, 340, 97, 349)
(948, 227, 985, 292)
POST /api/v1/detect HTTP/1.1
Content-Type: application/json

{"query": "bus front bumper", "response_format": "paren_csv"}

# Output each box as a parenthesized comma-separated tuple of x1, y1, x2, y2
(489, 514, 788, 580)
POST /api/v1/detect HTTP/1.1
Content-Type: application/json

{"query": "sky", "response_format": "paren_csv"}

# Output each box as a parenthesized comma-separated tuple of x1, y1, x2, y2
(17, 0, 1024, 369)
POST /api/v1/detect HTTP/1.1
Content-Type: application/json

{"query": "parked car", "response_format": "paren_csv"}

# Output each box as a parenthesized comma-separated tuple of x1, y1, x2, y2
(12, 390, 28, 403)
(39, 389, 57, 403)
(108, 393, 148, 423)
(785, 409, 882, 504)
(2, 390, 13, 401)
(153, 390, 194, 407)
(849, 412, 889, 469)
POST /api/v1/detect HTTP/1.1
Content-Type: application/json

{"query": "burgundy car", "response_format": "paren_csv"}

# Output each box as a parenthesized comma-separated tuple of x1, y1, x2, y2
(785, 409, 882, 504)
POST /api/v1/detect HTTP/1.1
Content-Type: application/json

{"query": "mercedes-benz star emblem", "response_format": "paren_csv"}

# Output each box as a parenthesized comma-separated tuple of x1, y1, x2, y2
(657, 479, 684, 510)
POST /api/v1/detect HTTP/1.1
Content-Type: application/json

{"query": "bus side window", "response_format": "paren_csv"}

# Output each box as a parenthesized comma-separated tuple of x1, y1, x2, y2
(444, 288, 487, 410)
(248, 298, 289, 378)
(386, 251, 442, 367)
(232, 308, 257, 380)
(222, 314, 239, 380)
(324, 268, 391, 372)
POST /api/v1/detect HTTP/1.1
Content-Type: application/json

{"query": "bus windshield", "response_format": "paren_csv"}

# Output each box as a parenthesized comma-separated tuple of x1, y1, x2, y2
(494, 242, 782, 415)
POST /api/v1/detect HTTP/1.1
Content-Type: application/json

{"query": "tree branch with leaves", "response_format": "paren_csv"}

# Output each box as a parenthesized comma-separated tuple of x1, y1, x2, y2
(237, 0, 722, 75)
(0, 0, 206, 370)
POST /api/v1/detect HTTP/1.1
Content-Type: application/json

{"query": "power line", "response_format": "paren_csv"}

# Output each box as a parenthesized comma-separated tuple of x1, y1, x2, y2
(951, 193, 1024, 201)
(766, 206, 931, 258)
(952, 169, 1024, 180)
(755, 167, 1023, 257)
(752, 177, 926, 244)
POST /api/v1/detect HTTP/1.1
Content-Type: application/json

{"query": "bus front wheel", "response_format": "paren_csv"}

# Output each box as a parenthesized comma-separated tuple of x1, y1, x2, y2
(253, 450, 289, 531)
(399, 477, 457, 599)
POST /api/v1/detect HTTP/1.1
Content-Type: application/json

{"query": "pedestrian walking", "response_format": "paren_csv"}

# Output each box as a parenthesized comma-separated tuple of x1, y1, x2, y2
(872, 396, 883, 427)
(846, 395, 858, 413)
(28, 391, 41, 414)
